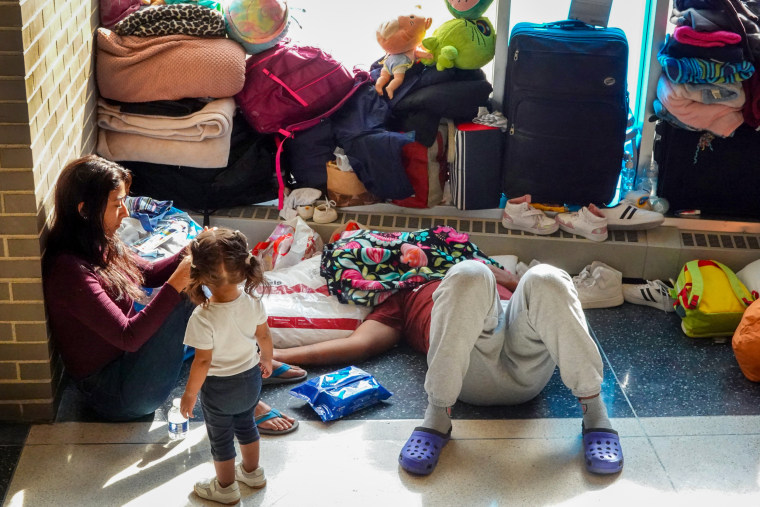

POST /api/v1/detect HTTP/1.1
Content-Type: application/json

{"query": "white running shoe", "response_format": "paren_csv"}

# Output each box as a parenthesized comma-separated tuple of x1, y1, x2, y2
(599, 201, 664, 230)
(622, 279, 676, 312)
(573, 261, 624, 309)
(555, 206, 608, 242)
(502, 199, 558, 235)
(194, 477, 240, 505)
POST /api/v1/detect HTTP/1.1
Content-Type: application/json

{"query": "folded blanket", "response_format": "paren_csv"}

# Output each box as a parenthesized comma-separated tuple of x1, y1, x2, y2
(113, 4, 227, 37)
(97, 97, 236, 141)
(673, 25, 742, 47)
(96, 127, 232, 168)
(96, 28, 245, 102)
(657, 75, 743, 137)
(657, 49, 755, 84)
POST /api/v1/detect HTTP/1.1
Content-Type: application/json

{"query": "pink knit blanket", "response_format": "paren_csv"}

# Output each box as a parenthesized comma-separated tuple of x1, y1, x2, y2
(96, 28, 246, 103)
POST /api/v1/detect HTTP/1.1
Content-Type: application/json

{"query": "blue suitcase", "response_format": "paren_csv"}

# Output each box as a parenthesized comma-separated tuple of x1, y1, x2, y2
(501, 20, 629, 206)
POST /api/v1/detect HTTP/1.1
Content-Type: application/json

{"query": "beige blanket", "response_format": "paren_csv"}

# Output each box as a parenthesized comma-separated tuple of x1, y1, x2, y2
(96, 28, 246, 102)
(97, 97, 235, 141)
(96, 127, 231, 168)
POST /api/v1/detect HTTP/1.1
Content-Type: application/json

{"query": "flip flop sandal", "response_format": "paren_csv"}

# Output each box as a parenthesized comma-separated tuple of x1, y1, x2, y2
(255, 408, 300, 436)
(582, 426, 623, 474)
(398, 426, 452, 475)
(261, 363, 308, 385)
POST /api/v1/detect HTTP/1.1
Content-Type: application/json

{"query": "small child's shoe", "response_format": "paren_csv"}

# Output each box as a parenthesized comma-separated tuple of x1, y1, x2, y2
(313, 200, 338, 224)
(194, 477, 240, 505)
(235, 463, 266, 488)
(296, 205, 314, 220)
(555, 205, 608, 242)
(501, 195, 558, 235)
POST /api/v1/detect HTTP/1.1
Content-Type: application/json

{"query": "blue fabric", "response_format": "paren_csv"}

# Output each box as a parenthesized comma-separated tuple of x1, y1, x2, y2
(657, 47, 755, 84)
(76, 298, 195, 421)
(126, 196, 174, 232)
(201, 366, 262, 462)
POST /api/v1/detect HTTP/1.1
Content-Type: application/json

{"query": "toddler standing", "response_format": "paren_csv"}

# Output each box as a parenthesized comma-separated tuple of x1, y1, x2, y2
(180, 227, 273, 504)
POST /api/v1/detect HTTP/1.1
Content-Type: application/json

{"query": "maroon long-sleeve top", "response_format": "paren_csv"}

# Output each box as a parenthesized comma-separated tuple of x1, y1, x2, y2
(44, 251, 183, 380)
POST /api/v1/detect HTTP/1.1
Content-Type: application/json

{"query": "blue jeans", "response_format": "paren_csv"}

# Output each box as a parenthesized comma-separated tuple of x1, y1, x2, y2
(77, 298, 195, 421)
(201, 366, 262, 462)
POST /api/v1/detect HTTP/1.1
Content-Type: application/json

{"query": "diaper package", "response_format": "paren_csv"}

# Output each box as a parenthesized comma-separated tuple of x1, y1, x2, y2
(289, 366, 392, 422)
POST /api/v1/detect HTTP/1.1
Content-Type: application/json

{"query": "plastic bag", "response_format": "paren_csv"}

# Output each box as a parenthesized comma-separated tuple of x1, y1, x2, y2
(289, 366, 392, 422)
(252, 216, 324, 272)
(260, 256, 371, 348)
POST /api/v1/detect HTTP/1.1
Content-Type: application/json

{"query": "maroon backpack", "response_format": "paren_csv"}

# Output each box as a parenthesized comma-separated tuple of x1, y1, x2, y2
(235, 42, 370, 208)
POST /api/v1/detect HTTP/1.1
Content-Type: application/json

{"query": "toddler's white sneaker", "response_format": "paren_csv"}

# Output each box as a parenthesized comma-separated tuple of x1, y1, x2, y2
(236, 463, 266, 488)
(501, 195, 558, 235)
(555, 205, 608, 242)
(194, 477, 240, 505)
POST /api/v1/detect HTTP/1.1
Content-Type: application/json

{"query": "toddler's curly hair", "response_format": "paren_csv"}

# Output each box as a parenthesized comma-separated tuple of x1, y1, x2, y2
(186, 227, 267, 307)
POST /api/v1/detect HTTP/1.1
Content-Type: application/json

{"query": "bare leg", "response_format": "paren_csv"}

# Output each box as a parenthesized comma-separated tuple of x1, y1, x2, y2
(254, 400, 295, 433)
(213, 458, 235, 487)
(239, 440, 260, 474)
(273, 320, 402, 366)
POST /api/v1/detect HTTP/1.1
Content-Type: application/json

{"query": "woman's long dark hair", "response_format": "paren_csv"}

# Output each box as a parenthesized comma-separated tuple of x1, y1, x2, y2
(44, 155, 144, 301)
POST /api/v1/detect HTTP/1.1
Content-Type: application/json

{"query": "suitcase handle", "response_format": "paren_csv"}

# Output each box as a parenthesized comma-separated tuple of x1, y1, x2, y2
(545, 19, 597, 30)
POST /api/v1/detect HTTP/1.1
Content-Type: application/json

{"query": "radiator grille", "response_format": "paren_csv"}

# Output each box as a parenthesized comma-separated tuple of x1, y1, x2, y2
(681, 231, 760, 250)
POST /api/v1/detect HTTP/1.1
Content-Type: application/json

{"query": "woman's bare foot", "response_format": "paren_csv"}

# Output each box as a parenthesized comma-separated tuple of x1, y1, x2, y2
(254, 400, 296, 432)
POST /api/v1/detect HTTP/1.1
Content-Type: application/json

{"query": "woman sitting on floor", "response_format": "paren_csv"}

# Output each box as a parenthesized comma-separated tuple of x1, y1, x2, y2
(43, 155, 304, 432)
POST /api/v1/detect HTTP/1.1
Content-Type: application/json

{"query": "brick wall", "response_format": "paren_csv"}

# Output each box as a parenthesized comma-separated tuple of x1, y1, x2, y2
(0, 0, 98, 421)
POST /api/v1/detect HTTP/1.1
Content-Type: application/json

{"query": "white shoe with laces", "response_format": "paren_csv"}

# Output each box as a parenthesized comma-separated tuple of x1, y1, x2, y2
(501, 198, 558, 235)
(555, 206, 608, 242)
(573, 261, 624, 309)
(313, 199, 338, 224)
(194, 477, 240, 505)
(599, 200, 665, 230)
(235, 463, 266, 488)
(622, 279, 676, 312)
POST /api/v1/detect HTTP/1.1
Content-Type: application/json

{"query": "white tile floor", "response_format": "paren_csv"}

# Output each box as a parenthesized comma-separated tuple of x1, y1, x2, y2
(5, 416, 760, 506)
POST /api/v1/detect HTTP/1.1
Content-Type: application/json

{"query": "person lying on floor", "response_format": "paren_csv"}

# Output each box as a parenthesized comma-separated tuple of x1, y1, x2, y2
(275, 260, 623, 475)
(43, 155, 303, 434)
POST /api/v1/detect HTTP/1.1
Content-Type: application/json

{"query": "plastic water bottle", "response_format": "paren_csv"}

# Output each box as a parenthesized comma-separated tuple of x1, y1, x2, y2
(619, 152, 636, 197)
(167, 398, 188, 440)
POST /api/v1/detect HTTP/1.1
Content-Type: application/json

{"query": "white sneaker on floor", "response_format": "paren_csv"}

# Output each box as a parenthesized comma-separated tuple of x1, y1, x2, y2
(599, 201, 664, 230)
(573, 261, 624, 309)
(501, 200, 558, 235)
(622, 279, 676, 312)
(555, 206, 608, 242)
(236, 463, 266, 488)
(194, 477, 240, 505)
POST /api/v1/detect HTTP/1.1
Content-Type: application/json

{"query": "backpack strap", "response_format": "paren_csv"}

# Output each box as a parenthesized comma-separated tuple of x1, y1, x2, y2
(274, 132, 291, 209)
(704, 259, 756, 307)
(679, 260, 703, 310)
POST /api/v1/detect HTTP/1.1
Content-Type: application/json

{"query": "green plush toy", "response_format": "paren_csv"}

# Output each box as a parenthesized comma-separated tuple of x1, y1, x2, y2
(420, 0, 496, 71)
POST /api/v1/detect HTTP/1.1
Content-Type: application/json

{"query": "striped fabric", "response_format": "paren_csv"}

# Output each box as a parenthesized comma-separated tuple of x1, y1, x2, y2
(657, 52, 755, 84)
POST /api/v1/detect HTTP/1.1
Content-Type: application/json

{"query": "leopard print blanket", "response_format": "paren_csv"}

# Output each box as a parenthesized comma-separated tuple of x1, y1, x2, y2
(114, 4, 226, 37)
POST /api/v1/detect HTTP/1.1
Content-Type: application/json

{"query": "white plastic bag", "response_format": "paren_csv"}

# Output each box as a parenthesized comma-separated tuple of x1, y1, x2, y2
(260, 257, 372, 348)
(253, 217, 324, 272)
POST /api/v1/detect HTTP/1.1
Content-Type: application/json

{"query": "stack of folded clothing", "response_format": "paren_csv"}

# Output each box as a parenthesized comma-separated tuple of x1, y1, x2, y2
(656, 0, 756, 137)
(95, 3, 246, 167)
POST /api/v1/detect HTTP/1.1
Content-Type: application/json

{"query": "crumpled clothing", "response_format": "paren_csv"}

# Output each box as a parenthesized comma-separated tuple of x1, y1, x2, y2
(279, 187, 322, 220)
(472, 107, 508, 131)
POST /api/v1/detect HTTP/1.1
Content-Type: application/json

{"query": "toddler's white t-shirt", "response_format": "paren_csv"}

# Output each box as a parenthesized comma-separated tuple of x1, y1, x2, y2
(183, 291, 268, 376)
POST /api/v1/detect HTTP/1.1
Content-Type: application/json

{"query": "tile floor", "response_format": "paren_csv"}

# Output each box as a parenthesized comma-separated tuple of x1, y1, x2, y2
(3, 303, 760, 506)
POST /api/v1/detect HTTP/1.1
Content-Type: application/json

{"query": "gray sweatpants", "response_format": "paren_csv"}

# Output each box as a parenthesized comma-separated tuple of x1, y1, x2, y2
(425, 260, 604, 407)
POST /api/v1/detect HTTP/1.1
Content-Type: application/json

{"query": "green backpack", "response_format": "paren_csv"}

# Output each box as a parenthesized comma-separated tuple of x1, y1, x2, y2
(670, 260, 757, 338)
